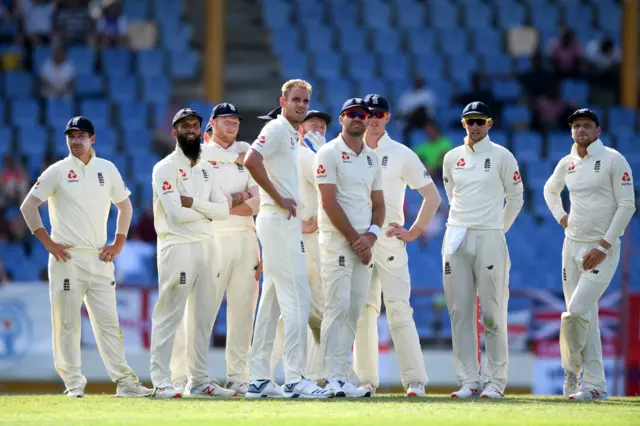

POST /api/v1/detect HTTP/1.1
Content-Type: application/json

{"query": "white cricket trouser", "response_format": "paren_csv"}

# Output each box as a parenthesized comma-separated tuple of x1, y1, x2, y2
(353, 236, 427, 389)
(150, 238, 219, 388)
(318, 230, 373, 380)
(48, 250, 138, 391)
(171, 230, 260, 385)
(271, 230, 324, 380)
(560, 238, 620, 392)
(442, 228, 510, 392)
(249, 207, 310, 384)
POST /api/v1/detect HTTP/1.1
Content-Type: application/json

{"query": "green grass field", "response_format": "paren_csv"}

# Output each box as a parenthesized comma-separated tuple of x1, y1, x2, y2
(2, 395, 640, 426)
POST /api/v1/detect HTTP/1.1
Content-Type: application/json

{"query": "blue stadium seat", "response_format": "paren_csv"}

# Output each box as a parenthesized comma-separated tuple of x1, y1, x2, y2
(314, 51, 342, 79)
(130, 153, 160, 183)
(530, 3, 560, 32)
(439, 29, 468, 55)
(596, 3, 621, 34)
(560, 79, 590, 104)
(406, 28, 437, 55)
(380, 53, 409, 80)
(136, 48, 165, 77)
(512, 131, 543, 158)
(96, 127, 118, 150)
(471, 29, 502, 55)
(123, 129, 153, 154)
(363, 1, 392, 29)
(356, 78, 387, 98)
(142, 75, 170, 103)
(294, 0, 325, 23)
(117, 101, 148, 129)
(271, 27, 300, 55)
(262, 0, 290, 28)
(447, 54, 479, 80)
(345, 52, 375, 78)
(414, 54, 444, 81)
(372, 29, 401, 55)
(170, 50, 198, 79)
(18, 126, 47, 156)
(492, 79, 522, 102)
(513, 57, 532, 73)
(607, 107, 636, 132)
(45, 99, 74, 127)
(123, 0, 149, 20)
(462, 2, 493, 29)
(547, 132, 570, 159)
(497, 1, 526, 28)
(563, 3, 593, 32)
(490, 129, 509, 147)
(328, 0, 358, 28)
(11, 99, 39, 127)
(80, 100, 110, 127)
(336, 27, 366, 54)
(108, 155, 129, 179)
(303, 24, 334, 52)
(321, 78, 353, 99)
(160, 25, 192, 53)
(4, 72, 33, 99)
(429, 0, 458, 30)
(0, 127, 11, 154)
(108, 76, 138, 103)
(75, 73, 104, 98)
(395, 0, 425, 29)
(32, 45, 52, 72)
(482, 54, 512, 76)
(501, 105, 531, 129)
(279, 52, 308, 77)
(0, 100, 5, 125)
(102, 47, 132, 77)
(68, 46, 95, 75)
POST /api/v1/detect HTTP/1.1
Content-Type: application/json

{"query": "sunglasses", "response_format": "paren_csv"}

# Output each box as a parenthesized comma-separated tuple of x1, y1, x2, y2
(463, 118, 491, 126)
(343, 110, 370, 120)
(370, 110, 388, 119)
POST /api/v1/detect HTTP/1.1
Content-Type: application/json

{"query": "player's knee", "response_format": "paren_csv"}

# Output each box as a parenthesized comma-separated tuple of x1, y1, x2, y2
(386, 299, 413, 329)
(482, 312, 503, 334)
(565, 304, 591, 322)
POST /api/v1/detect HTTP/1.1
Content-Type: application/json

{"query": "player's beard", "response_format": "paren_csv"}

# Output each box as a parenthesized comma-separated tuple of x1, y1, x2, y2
(177, 133, 202, 162)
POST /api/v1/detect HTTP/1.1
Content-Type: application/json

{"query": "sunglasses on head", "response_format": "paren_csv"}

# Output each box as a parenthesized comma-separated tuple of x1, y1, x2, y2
(343, 110, 370, 120)
(463, 117, 491, 126)
(370, 110, 388, 119)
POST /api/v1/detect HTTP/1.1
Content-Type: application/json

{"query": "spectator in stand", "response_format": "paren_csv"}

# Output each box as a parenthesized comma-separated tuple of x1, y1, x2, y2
(532, 82, 575, 131)
(39, 43, 75, 99)
(0, 154, 29, 208)
(20, 0, 55, 45)
(519, 50, 558, 101)
(546, 27, 583, 79)
(53, 0, 95, 46)
(455, 73, 502, 120)
(585, 36, 620, 106)
(397, 77, 436, 147)
(0, 0, 20, 44)
(4, 206, 28, 245)
(96, 0, 127, 47)
(413, 122, 452, 182)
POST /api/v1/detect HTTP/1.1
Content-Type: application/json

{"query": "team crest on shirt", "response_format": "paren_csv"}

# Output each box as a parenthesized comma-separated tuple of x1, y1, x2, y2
(381, 156, 388, 167)
(455, 158, 466, 169)
(290, 137, 296, 148)
(67, 170, 78, 183)
(622, 172, 632, 185)
(341, 152, 351, 163)
(567, 162, 576, 174)
(316, 164, 326, 176)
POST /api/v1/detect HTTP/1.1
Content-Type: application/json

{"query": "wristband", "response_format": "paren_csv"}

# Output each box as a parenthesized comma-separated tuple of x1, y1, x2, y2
(596, 245, 609, 255)
(368, 225, 381, 239)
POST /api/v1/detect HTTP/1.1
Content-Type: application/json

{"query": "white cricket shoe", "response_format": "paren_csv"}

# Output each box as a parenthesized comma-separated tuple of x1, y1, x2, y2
(65, 388, 84, 398)
(151, 385, 181, 398)
(184, 380, 238, 397)
(569, 388, 608, 401)
(563, 371, 581, 399)
(480, 386, 504, 399)
(341, 380, 371, 398)
(451, 385, 480, 398)
(283, 379, 335, 399)
(324, 379, 346, 397)
(245, 380, 284, 398)
(227, 382, 249, 395)
(406, 381, 426, 397)
(116, 382, 153, 397)
(172, 381, 186, 395)
(360, 381, 376, 396)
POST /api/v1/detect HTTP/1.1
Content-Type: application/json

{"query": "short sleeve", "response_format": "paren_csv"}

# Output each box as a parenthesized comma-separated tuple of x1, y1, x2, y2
(110, 163, 131, 204)
(29, 165, 58, 202)
(315, 145, 337, 185)
(402, 149, 433, 189)
(251, 122, 282, 159)
(372, 163, 383, 191)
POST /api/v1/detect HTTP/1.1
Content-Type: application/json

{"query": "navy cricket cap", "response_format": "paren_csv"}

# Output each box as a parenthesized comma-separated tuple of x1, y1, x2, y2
(211, 103, 244, 120)
(340, 98, 371, 114)
(364, 94, 390, 112)
(172, 108, 203, 128)
(204, 122, 213, 133)
(257, 106, 282, 121)
(303, 110, 332, 125)
(64, 116, 95, 135)
(461, 101, 492, 118)
(567, 108, 600, 127)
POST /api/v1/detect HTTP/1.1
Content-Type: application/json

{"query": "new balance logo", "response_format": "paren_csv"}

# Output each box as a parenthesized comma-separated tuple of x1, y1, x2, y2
(367, 156, 373, 167)
(237, 164, 244, 172)
(284, 384, 296, 392)
(484, 158, 491, 171)
(63, 278, 70, 291)
(179, 272, 186, 285)
(487, 265, 494, 270)
(111, 281, 115, 286)
(301, 241, 305, 253)
(97, 172, 105, 186)
(444, 262, 451, 275)
(388, 256, 394, 261)
(248, 380, 269, 394)
(382, 156, 388, 167)
(591, 269, 600, 275)
(594, 160, 601, 172)
(338, 256, 345, 267)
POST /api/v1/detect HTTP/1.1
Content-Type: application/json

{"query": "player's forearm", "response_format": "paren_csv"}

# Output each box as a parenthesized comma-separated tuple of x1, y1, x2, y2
(200, 144, 239, 163)
(503, 191, 524, 233)
(245, 155, 285, 204)
(370, 199, 385, 229)
(33, 227, 54, 248)
(230, 203, 254, 216)
(543, 181, 567, 223)
(323, 199, 360, 242)
(191, 198, 230, 220)
(20, 194, 45, 233)
(115, 198, 133, 237)
(603, 202, 636, 245)
(410, 185, 441, 234)
(244, 195, 260, 215)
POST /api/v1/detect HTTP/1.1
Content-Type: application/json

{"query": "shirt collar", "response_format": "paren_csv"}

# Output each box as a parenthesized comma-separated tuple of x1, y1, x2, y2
(464, 135, 491, 153)
(570, 139, 604, 158)
(68, 148, 97, 167)
(276, 113, 299, 135)
(337, 135, 368, 156)
(376, 132, 392, 149)
(173, 145, 194, 168)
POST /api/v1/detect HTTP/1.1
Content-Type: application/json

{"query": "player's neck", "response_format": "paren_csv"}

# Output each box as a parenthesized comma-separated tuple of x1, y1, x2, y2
(212, 134, 233, 149)
(341, 131, 364, 154)
(364, 131, 385, 149)
(575, 139, 596, 158)
(283, 113, 301, 129)
(72, 151, 92, 165)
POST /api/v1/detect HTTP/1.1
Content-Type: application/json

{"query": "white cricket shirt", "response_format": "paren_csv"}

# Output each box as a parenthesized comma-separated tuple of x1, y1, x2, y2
(315, 136, 383, 233)
(298, 142, 318, 221)
(28, 149, 130, 250)
(250, 114, 301, 209)
(442, 136, 524, 231)
(543, 139, 636, 244)
(205, 140, 257, 232)
(152, 147, 230, 250)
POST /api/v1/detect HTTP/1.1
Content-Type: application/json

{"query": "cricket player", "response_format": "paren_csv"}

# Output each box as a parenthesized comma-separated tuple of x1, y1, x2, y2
(442, 102, 524, 399)
(170, 103, 261, 396)
(243, 79, 333, 398)
(353, 94, 441, 397)
(271, 109, 332, 381)
(543, 108, 636, 400)
(149, 108, 237, 398)
(19, 116, 151, 398)
(316, 98, 385, 397)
